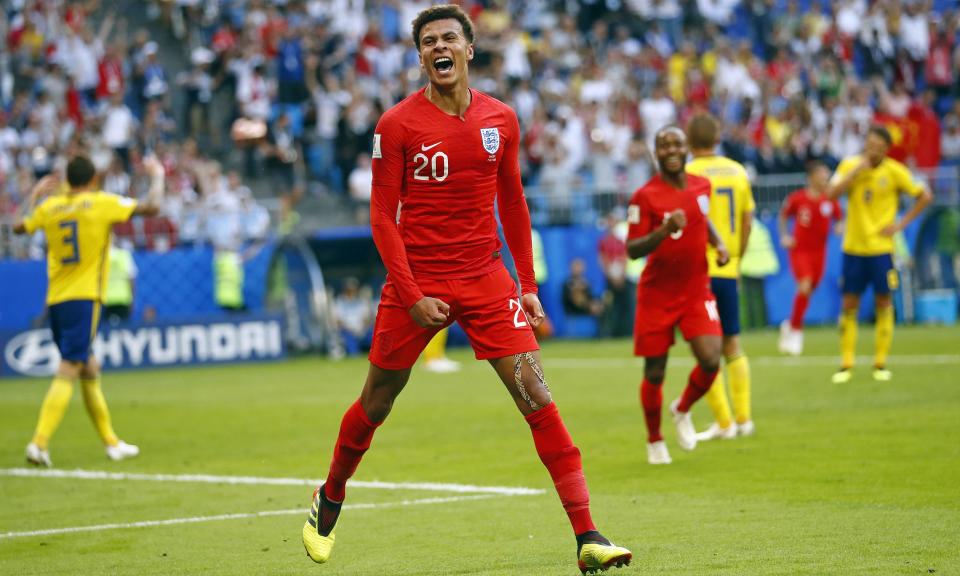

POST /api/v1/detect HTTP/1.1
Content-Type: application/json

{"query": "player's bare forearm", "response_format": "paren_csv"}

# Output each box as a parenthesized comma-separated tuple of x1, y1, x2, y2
(626, 225, 669, 259)
(707, 219, 722, 249)
(13, 174, 59, 233)
(899, 188, 933, 230)
(707, 220, 730, 265)
(827, 172, 856, 200)
(135, 157, 165, 216)
(777, 213, 789, 240)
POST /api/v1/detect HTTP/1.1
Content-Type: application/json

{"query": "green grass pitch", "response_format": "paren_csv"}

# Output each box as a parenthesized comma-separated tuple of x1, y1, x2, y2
(1, 325, 958, 575)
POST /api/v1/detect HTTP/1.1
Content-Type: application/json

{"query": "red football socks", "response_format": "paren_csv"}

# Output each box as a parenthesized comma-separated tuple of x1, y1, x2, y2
(677, 365, 717, 413)
(525, 403, 596, 535)
(790, 293, 809, 330)
(640, 379, 663, 443)
(324, 399, 381, 503)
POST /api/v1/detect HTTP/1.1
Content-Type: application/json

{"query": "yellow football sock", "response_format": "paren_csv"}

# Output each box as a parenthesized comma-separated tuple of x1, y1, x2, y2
(81, 377, 119, 447)
(703, 369, 733, 429)
(874, 305, 894, 368)
(727, 354, 751, 424)
(839, 308, 858, 369)
(32, 376, 74, 450)
(422, 328, 448, 363)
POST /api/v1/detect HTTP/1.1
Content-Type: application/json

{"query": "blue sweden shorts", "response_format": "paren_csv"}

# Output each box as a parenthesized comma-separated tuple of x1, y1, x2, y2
(709, 277, 740, 336)
(49, 300, 99, 362)
(841, 253, 898, 296)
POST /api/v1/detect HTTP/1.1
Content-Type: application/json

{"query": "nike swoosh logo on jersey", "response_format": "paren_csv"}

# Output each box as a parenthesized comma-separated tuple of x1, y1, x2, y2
(421, 141, 442, 151)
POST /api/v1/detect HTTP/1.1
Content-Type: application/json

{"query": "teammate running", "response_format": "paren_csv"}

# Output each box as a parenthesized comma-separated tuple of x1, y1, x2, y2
(778, 161, 843, 355)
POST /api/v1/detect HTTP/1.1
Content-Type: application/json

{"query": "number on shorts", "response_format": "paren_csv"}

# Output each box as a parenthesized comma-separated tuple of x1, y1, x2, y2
(508, 298, 528, 328)
(704, 300, 720, 322)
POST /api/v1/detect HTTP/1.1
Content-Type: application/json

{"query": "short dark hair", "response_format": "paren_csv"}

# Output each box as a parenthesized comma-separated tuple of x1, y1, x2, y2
(805, 159, 828, 175)
(686, 113, 720, 150)
(867, 125, 892, 146)
(411, 4, 475, 50)
(66, 156, 97, 187)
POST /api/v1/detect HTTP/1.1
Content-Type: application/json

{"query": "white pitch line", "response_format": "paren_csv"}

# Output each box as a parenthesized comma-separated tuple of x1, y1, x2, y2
(0, 468, 545, 496)
(544, 354, 960, 369)
(0, 494, 495, 540)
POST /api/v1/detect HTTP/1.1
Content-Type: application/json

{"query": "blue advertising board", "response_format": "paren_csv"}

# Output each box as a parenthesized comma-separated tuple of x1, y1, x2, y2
(1, 313, 285, 378)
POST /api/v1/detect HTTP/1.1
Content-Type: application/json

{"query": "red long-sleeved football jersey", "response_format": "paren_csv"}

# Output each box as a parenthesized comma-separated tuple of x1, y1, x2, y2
(370, 88, 535, 308)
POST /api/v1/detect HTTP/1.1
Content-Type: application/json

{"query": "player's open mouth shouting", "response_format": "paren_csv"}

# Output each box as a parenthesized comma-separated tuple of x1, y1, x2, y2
(433, 56, 454, 73)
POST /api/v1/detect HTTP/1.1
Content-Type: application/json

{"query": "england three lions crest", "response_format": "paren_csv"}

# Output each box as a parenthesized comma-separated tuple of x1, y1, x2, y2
(480, 128, 500, 154)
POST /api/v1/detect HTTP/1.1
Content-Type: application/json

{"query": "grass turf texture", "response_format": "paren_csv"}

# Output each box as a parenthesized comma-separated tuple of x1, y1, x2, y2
(1, 325, 958, 575)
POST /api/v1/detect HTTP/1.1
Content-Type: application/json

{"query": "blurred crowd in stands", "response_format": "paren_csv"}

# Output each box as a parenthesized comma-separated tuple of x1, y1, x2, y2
(2, 0, 960, 259)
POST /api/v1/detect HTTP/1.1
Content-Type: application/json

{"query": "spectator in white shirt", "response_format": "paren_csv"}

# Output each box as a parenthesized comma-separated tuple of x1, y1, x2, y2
(899, 1, 931, 64)
(101, 93, 137, 171)
(348, 152, 373, 204)
(639, 81, 677, 151)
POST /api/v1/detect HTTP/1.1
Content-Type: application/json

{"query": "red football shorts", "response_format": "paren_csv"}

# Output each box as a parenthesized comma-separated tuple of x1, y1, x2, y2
(633, 290, 722, 357)
(369, 266, 539, 370)
(790, 249, 826, 287)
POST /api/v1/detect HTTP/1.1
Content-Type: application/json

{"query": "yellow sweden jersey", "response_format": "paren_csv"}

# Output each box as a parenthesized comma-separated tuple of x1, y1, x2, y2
(22, 191, 137, 305)
(832, 155, 923, 256)
(686, 155, 755, 278)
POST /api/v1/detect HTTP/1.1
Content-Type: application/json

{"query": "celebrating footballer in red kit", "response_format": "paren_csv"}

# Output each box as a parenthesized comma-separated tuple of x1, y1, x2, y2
(626, 126, 730, 466)
(778, 161, 843, 355)
(302, 5, 631, 574)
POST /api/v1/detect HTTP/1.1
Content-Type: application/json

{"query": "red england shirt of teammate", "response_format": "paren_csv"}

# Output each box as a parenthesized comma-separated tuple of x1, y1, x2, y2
(783, 190, 842, 254)
(626, 173, 714, 300)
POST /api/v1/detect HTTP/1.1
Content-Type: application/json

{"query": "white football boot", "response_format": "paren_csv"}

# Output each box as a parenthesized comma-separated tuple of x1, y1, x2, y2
(669, 399, 698, 451)
(737, 421, 756, 437)
(25, 443, 52, 467)
(695, 422, 738, 442)
(424, 357, 461, 373)
(646, 440, 672, 465)
(106, 440, 140, 461)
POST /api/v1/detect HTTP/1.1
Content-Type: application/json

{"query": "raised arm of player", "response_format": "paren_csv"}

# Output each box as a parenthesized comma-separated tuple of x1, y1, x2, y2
(497, 110, 543, 326)
(12, 174, 60, 235)
(134, 155, 165, 217)
(707, 219, 730, 267)
(827, 156, 869, 200)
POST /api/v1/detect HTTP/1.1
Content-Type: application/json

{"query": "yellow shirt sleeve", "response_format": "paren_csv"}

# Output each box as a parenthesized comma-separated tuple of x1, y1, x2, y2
(21, 200, 47, 234)
(96, 192, 138, 223)
(891, 162, 924, 198)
